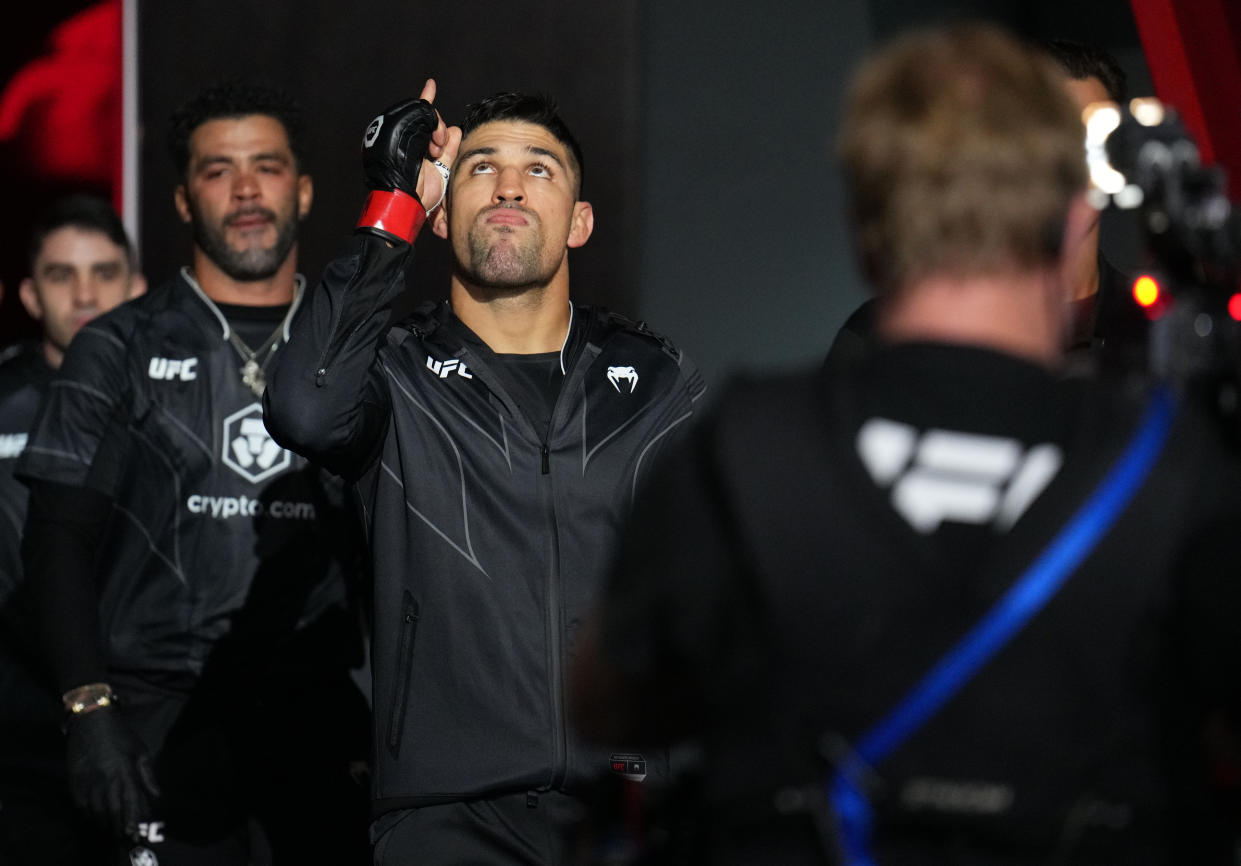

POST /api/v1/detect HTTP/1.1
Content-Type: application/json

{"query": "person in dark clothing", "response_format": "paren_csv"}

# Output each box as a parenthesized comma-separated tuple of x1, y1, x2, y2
(1042, 37, 1127, 115)
(1041, 37, 1150, 381)
(262, 80, 705, 865)
(571, 24, 1241, 866)
(0, 193, 144, 863)
(826, 35, 1150, 384)
(16, 82, 371, 865)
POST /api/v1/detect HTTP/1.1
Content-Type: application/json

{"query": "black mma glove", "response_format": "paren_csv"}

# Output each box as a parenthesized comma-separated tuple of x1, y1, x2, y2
(65, 705, 160, 839)
(356, 97, 439, 245)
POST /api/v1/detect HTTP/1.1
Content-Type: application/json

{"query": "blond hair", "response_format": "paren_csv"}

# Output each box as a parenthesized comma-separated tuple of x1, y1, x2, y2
(839, 24, 1088, 294)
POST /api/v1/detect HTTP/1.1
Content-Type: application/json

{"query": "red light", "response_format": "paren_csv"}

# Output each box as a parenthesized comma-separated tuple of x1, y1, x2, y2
(1132, 275, 1161, 308)
(1229, 293, 1241, 321)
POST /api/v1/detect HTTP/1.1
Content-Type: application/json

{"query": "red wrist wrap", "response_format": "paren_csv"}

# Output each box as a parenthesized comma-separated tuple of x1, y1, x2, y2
(356, 189, 426, 244)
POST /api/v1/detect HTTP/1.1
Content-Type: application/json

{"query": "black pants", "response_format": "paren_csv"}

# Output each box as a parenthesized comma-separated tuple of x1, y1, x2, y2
(102, 666, 372, 866)
(372, 791, 596, 866)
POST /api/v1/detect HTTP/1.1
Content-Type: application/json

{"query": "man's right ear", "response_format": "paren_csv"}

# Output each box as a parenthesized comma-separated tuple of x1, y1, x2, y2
(431, 205, 449, 240)
(173, 186, 192, 223)
(128, 273, 148, 300)
(18, 278, 44, 321)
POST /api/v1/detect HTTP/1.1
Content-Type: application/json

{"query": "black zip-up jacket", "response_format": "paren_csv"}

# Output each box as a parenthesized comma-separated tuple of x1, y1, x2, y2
(264, 235, 706, 815)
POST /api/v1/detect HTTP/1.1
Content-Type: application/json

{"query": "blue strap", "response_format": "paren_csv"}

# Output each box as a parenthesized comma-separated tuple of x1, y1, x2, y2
(828, 386, 1177, 866)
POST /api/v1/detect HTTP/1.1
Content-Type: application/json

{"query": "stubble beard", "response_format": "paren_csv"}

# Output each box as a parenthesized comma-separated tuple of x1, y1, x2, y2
(462, 218, 552, 291)
(189, 195, 298, 281)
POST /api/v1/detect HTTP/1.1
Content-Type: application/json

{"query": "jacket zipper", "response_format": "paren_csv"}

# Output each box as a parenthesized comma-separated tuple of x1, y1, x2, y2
(542, 432, 567, 788)
(386, 591, 419, 756)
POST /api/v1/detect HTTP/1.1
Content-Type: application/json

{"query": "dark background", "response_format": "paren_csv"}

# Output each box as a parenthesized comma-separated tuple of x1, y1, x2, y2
(0, 0, 119, 341)
(0, 0, 1152, 387)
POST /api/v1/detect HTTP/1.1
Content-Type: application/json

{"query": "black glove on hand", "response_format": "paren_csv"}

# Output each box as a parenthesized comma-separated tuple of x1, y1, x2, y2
(362, 97, 438, 195)
(66, 707, 160, 839)
(357, 98, 439, 244)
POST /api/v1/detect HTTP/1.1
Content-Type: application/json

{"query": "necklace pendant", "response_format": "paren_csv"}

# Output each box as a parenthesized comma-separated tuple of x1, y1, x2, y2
(241, 359, 265, 397)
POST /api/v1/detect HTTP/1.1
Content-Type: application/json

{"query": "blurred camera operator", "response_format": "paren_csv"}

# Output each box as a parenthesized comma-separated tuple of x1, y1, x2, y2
(573, 23, 1241, 866)
(826, 35, 1151, 385)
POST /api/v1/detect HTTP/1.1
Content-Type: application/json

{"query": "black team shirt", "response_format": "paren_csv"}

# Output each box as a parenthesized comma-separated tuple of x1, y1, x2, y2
(17, 277, 352, 693)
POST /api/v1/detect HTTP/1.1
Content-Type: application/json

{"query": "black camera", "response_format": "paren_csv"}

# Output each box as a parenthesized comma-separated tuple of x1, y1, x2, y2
(1087, 98, 1241, 441)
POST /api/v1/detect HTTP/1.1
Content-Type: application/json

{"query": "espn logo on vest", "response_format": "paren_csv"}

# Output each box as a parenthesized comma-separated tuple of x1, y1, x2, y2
(149, 357, 198, 381)
(857, 418, 1063, 533)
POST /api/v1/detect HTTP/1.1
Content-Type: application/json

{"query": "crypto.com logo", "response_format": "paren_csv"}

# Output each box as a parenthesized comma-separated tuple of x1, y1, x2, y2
(222, 403, 291, 484)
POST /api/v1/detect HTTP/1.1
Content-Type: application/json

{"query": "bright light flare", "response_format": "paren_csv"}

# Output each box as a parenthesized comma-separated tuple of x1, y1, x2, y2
(1130, 98, 1166, 128)
(1083, 102, 1126, 196)
(1132, 274, 1161, 308)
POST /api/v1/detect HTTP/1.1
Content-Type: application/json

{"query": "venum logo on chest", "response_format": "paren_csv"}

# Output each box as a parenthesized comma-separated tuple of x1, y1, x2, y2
(607, 365, 638, 393)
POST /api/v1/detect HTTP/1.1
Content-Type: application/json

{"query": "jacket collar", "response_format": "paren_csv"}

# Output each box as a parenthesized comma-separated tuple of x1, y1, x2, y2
(409, 299, 600, 372)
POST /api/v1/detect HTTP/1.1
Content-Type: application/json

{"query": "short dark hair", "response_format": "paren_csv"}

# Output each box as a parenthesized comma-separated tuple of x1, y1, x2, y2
(1041, 38, 1128, 103)
(28, 194, 135, 272)
(166, 79, 306, 178)
(461, 91, 585, 196)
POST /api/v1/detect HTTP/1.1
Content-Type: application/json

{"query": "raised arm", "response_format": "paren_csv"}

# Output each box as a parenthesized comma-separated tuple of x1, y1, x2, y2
(264, 80, 460, 478)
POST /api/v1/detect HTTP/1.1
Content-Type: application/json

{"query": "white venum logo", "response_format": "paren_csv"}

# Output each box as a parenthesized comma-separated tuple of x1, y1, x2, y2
(607, 365, 639, 393)
(222, 403, 291, 483)
(426, 355, 473, 379)
(856, 417, 1062, 533)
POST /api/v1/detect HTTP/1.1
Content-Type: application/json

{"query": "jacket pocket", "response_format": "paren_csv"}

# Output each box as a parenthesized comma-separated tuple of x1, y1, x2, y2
(385, 590, 419, 757)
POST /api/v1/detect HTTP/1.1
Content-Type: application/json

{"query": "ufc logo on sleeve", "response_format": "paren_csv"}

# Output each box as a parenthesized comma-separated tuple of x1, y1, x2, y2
(856, 417, 1063, 533)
